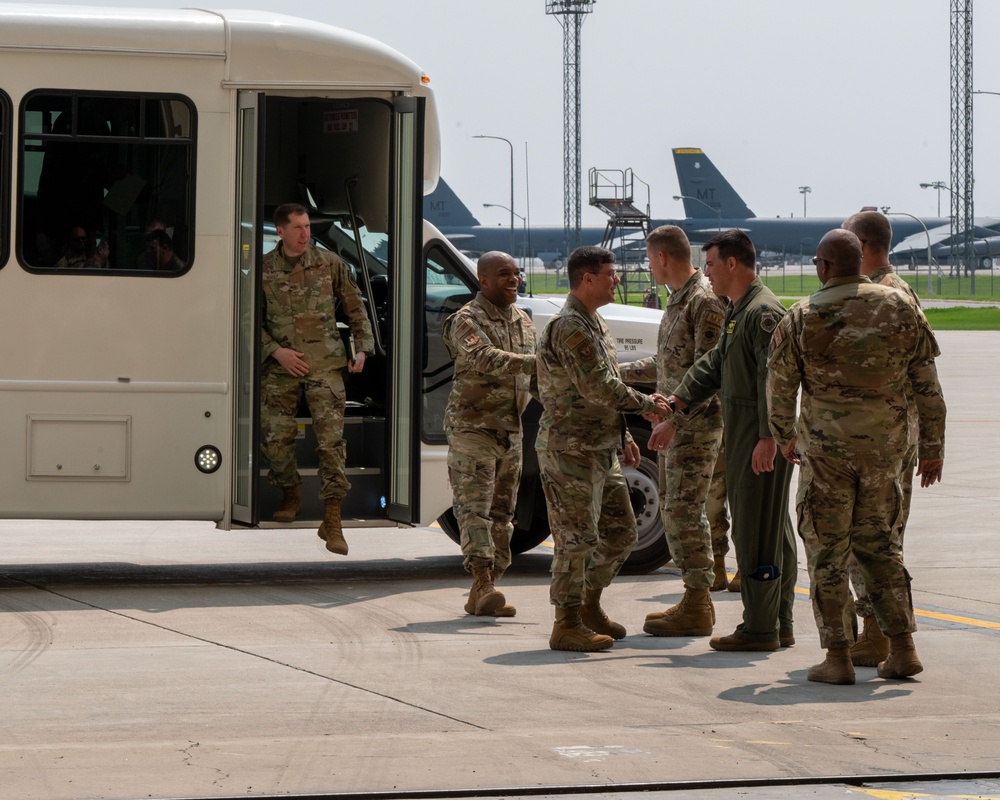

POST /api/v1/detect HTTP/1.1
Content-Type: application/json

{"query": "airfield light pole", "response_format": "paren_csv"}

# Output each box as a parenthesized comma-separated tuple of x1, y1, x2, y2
(919, 181, 950, 217)
(483, 203, 527, 264)
(887, 211, 935, 295)
(798, 186, 811, 218)
(474, 134, 515, 255)
(673, 194, 721, 232)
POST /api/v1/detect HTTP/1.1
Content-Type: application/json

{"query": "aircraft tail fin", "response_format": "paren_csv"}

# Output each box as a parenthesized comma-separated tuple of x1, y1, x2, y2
(672, 148, 755, 220)
(423, 178, 481, 227)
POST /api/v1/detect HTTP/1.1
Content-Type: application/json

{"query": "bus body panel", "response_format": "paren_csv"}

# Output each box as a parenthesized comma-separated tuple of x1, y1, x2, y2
(0, 4, 444, 527)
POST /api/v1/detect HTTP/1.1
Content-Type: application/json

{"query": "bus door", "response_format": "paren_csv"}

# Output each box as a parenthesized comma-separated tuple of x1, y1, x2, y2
(384, 96, 423, 524)
(231, 91, 264, 526)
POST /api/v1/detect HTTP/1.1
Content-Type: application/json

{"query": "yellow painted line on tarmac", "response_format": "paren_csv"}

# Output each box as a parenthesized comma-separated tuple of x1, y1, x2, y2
(524, 542, 1000, 631)
(789, 581, 1000, 630)
(848, 790, 1000, 800)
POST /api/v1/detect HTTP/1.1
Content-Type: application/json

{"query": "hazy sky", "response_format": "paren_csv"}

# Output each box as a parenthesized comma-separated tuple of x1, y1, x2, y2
(53, 1, 1000, 227)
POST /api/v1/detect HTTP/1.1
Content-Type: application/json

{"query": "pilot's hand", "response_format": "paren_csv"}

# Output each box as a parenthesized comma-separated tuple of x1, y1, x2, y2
(273, 347, 310, 377)
(348, 351, 366, 374)
(751, 438, 777, 475)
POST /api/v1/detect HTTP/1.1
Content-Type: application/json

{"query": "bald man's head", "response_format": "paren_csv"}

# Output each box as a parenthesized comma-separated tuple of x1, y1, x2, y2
(815, 229, 863, 280)
(477, 251, 521, 307)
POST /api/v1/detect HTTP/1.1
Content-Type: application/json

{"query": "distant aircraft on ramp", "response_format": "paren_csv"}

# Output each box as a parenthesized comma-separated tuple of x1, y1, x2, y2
(423, 148, 957, 265)
(423, 179, 607, 266)
(666, 147, 949, 256)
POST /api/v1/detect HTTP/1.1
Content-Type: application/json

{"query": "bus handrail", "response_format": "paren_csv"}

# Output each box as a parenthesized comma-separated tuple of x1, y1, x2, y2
(344, 176, 386, 358)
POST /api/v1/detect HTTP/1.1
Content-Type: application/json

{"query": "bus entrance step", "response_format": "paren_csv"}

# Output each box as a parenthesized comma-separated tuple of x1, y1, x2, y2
(258, 469, 383, 522)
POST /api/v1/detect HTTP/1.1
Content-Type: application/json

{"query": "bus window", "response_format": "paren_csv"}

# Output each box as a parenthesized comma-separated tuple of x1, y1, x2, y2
(421, 243, 477, 443)
(18, 91, 195, 274)
(0, 88, 10, 267)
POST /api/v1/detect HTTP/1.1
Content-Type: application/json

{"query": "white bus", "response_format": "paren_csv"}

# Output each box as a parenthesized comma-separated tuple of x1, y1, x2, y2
(0, 4, 668, 570)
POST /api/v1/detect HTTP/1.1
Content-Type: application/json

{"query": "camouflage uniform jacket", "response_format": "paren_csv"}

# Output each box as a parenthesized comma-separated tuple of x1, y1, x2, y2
(261, 243, 374, 373)
(868, 264, 930, 447)
(537, 293, 657, 452)
(868, 264, 920, 306)
(674, 277, 784, 440)
(766, 275, 946, 461)
(442, 292, 537, 433)
(619, 269, 725, 433)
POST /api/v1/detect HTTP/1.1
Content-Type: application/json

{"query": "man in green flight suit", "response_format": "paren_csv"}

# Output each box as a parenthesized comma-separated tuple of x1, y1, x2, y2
(660, 230, 797, 652)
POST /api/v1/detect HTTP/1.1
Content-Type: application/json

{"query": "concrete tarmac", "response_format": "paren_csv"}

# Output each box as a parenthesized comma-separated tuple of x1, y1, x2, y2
(2, 331, 999, 800)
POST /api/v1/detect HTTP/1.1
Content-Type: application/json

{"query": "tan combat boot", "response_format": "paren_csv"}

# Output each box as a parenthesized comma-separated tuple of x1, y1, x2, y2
(465, 565, 515, 617)
(581, 586, 626, 639)
(807, 647, 856, 685)
(643, 587, 714, 636)
(273, 486, 301, 523)
(727, 569, 741, 593)
(710, 554, 729, 592)
(877, 633, 923, 679)
(550, 606, 614, 652)
(318, 499, 348, 555)
(851, 615, 889, 667)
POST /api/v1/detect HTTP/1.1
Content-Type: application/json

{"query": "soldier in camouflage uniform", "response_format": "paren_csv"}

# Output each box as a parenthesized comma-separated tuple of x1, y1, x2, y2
(260, 203, 374, 556)
(442, 252, 536, 617)
(664, 230, 797, 653)
(767, 228, 946, 685)
(841, 211, 927, 667)
(619, 226, 726, 637)
(537, 246, 669, 651)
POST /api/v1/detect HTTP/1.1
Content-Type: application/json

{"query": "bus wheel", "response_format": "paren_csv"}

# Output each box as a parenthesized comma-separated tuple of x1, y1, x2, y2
(437, 506, 550, 555)
(620, 426, 670, 575)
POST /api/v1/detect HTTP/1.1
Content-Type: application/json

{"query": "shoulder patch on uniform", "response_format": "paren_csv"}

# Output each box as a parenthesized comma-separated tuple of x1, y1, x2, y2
(565, 328, 594, 359)
(454, 318, 479, 349)
(760, 309, 778, 333)
(706, 311, 724, 331)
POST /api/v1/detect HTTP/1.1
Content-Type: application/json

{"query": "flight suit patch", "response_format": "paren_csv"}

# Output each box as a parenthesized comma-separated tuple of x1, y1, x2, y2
(726, 320, 737, 335)
(761, 310, 778, 333)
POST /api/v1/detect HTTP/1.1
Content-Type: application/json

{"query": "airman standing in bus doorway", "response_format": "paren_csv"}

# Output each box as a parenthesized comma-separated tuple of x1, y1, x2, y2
(767, 228, 946, 684)
(661, 230, 797, 653)
(619, 225, 727, 638)
(442, 252, 536, 617)
(536, 246, 669, 651)
(841, 211, 927, 668)
(260, 202, 374, 555)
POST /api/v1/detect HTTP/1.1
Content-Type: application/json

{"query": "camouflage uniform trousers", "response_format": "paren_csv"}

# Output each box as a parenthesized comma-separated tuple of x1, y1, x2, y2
(261, 368, 349, 501)
(707, 443, 731, 559)
(657, 425, 723, 589)
(796, 453, 915, 650)
(537, 448, 637, 608)
(446, 428, 521, 576)
(848, 443, 917, 619)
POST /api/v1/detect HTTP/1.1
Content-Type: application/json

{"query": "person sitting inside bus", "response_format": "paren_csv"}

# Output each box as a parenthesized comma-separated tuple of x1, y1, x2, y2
(143, 229, 184, 271)
(86, 238, 111, 269)
(54, 225, 90, 268)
